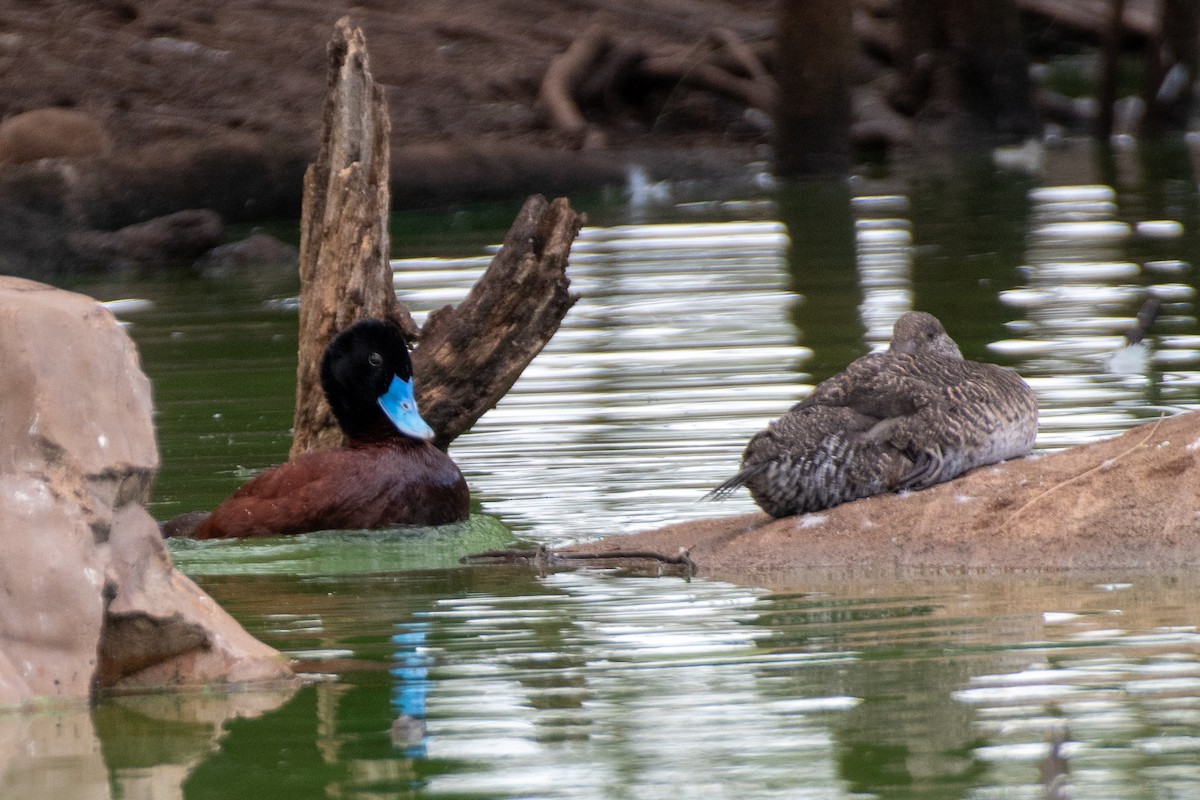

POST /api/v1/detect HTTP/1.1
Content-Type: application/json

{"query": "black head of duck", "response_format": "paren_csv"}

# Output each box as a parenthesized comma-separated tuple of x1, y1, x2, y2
(166, 319, 469, 539)
(320, 318, 435, 444)
(712, 311, 1037, 518)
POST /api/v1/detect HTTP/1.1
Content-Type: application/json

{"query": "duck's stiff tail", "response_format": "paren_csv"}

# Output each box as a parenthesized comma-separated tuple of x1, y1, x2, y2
(704, 462, 770, 501)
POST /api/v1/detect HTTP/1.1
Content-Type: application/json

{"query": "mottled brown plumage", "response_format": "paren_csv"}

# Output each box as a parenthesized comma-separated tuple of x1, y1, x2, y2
(714, 312, 1037, 518)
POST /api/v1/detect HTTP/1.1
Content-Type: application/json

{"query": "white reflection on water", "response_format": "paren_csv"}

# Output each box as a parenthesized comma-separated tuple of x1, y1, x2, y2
(992, 183, 1199, 447)
(395, 221, 806, 538)
(393, 187, 1200, 540)
(38, 562, 1197, 800)
(98, 178, 1200, 800)
(853, 195, 915, 350)
(955, 617, 1200, 796)
(247, 570, 1200, 800)
(420, 571, 857, 799)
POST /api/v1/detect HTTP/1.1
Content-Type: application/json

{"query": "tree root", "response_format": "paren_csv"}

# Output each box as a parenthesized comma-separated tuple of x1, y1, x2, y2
(538, 24, 610, 147)
(640, 53, 775, 112)
(532, 3, 1169, 153)
(707, 27, 771, 84)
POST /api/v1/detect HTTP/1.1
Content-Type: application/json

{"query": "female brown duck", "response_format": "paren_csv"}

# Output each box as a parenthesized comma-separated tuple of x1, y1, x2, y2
(713, 311, 1037, 518)
(167, 319, 469, 538)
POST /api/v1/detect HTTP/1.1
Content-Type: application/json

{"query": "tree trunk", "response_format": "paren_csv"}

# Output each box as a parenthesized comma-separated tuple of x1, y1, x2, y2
(1095, 0, 1127, 140)
(773, 0, 853, 178)
(1141, 0, 1200, 136)
(947, 0, 1040, 144)
(896, 0, 1039, 150)
(292, 19, 584, 457)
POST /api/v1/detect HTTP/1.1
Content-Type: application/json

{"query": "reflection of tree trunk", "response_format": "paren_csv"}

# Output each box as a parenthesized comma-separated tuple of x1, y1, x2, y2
(774, 0, 853, 178)
(293, 19, 583, 457)
(1135, 137, 1196, 277)
(896, 0, 1038, 150)
(1141, 0, 1199, 136)
(776, 179, 859, 372)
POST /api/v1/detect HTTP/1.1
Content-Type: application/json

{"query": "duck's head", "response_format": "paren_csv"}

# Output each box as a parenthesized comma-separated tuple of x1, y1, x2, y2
(320, 319, 435, 443)
(888, 311, 962, 359)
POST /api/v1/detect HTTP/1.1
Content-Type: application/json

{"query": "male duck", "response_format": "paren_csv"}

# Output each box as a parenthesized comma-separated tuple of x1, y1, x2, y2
(168, 319, 469, 539)
(713, 311, 1037, 518)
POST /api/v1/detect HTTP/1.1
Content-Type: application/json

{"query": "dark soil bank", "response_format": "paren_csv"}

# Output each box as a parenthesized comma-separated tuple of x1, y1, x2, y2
(0, 1, 772, 159)
(0, 1, 780, 278)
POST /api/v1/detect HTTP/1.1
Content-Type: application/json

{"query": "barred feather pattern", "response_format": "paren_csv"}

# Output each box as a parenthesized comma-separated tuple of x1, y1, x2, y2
(719, 312, 1038, 518)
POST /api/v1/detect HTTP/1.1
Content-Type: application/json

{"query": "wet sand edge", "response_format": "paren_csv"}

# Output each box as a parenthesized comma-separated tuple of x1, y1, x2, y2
(573, 410, 1200, 574)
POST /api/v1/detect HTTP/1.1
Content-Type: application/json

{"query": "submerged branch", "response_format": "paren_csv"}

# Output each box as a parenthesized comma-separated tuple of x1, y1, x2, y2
(462, 545, 697, 576)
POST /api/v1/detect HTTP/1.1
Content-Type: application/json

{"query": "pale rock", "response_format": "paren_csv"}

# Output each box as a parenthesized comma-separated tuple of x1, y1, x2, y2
(0, 276, 294, 707)
(0, 108, 112, 165)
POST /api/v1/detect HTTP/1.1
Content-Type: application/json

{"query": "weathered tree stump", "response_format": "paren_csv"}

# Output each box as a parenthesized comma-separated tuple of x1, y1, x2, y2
(293, 19, 583, 458)
(414, 195, 580, 450)
(291, 17, 407, 459)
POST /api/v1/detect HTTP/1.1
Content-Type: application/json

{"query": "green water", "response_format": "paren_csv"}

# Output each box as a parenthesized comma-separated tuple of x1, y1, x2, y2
(13, 141, 1200, 798)
(17, 571, 1200, 799)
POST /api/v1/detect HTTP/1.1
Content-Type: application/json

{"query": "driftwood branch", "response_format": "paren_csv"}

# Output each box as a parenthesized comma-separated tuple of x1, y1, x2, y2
(291, 17, 414, 459)
(462, 545, 697, 576)
(413, 194, 583, 449)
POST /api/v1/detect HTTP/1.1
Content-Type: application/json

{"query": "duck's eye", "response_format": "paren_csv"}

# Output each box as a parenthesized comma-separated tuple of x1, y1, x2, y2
(368, 352, 383, 368)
